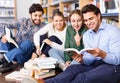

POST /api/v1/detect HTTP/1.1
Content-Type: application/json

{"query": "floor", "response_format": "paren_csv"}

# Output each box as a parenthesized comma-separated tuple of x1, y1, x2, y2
(0, 64, 23, 83)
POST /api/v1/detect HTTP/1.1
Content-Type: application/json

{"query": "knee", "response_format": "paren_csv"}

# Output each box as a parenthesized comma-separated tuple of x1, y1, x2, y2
(49, 36, 62, 44)
(48, 48, 58, 57)
(23, 40, 32, 45)
(20, 40, 32, 48)
(48, 36, 58, 40)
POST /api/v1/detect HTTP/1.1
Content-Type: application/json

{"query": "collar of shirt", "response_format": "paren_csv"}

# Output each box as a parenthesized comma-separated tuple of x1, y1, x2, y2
(88, 21, 105, 34)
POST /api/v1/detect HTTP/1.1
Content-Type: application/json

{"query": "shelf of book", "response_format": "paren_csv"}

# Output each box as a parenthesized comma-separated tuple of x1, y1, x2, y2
(102, 13, 119, 17)
(0, 0, 16, 23)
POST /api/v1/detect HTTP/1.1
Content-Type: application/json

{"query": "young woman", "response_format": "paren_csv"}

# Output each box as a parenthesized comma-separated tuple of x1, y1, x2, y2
(49, 9, 87, 71)
(32, 9, 67, 59)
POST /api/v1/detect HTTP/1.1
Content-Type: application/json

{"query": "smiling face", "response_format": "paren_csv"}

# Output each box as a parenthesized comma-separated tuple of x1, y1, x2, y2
(70, 13, 83, 31)
(53, 15, 65, 31)
(83, 12, 101, 32)
(30, 11, 43, 25)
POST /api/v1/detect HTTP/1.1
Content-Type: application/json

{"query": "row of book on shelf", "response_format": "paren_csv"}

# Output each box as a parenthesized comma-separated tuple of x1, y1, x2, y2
(42, 0, 119, 14)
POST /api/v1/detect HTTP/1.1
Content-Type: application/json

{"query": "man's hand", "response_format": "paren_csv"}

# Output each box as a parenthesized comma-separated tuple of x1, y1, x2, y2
(1, 35, 7, 43)
(87, 48, 106, 59)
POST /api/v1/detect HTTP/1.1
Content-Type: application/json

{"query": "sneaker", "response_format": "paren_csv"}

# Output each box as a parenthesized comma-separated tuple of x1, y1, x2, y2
(59, 63, 66, 71)
(0, 62, 15, 73)
(0, 55, 8, 66)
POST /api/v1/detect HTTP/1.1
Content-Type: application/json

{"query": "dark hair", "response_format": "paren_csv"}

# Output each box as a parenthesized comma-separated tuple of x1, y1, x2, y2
(69, 9, 83, 22)
(52, 9, 64, 19)
(29, 3, 44, 14)
(81, 4, 102, 19)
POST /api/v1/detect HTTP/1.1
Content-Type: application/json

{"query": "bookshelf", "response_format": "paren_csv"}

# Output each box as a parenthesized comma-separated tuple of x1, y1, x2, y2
(0, 0, 16, 23)
(40, 0, 120, 28)
(40, 0, 80, 23)
(92, 0, 119, 28)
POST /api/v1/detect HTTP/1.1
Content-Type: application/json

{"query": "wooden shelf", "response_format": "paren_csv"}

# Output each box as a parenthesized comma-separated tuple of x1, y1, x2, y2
(40, 0, 120, 27)
(50, 1, 60, 6)
(61, 0, 78, 3)
(102, 13, 119, 17)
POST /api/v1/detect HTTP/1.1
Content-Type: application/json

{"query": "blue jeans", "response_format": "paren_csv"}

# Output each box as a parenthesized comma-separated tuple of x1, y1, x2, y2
(0, 40, 16, 51)
(49, 48, 65, 63)
(45, 60, 120, 83)
(49, 48, 80, 65)
(5, 40, 33, 64)
(0, 41, 10, 51)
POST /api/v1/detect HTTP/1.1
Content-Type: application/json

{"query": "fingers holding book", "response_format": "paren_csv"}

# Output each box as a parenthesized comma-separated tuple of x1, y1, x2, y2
(72, 53, 83, 63)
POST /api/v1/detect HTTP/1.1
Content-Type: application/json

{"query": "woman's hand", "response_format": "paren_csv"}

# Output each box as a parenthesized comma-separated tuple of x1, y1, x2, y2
(43, 39, 52, 45)
(72, 53, 83, 63)
(31, 52, 38, 60)
(74, 31, 81, 46)
(65, 61, 71, 67)
(36, 48, 42, 56)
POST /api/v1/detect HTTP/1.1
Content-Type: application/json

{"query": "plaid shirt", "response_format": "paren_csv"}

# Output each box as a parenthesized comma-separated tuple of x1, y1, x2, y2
(0, 18, 45, 44)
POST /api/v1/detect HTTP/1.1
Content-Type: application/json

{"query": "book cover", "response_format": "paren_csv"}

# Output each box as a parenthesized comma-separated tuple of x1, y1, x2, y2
(64, 48, 94, 55)
(35, 70, 55, 79)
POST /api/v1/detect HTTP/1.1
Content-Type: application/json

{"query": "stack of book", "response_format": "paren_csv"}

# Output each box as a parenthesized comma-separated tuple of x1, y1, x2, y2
(5, 57, 58, 81)
(24, 57, 58, 70)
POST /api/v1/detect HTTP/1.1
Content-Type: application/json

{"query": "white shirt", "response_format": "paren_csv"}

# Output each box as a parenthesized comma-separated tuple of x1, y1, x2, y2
(34, 23, 67, 51)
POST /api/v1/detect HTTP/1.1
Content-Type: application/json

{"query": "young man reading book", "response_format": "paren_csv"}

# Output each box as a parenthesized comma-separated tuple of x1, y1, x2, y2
(0, 3, 45, 73)
(38, 4, 120, 83)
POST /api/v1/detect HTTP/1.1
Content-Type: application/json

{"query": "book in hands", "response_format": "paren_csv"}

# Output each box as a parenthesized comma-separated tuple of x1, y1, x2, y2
(64, 48, 94, 55)
(40, 42, 45, 51)
(5, 27, 19, 48)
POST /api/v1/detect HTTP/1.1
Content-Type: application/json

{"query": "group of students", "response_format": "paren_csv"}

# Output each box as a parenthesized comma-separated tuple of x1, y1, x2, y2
(0, 3, 120, 83)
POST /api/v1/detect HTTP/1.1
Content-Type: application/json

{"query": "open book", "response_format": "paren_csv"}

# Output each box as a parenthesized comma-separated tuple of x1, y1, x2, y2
(64, 48, 94, 55)
(5, 27, 19, 48)
(5, 71, 23, 81)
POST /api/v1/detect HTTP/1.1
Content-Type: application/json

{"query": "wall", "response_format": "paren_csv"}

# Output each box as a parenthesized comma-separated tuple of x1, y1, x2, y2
(16, 0, 40, 19)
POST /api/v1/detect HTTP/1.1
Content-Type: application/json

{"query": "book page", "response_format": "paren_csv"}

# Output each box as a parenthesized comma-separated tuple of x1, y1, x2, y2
(64, 48, 94, 54)
(79, 48, 94, 54)
(64, 48, 80, 54)
(5, 71, 23, 81)
(5, 27, 19, 48)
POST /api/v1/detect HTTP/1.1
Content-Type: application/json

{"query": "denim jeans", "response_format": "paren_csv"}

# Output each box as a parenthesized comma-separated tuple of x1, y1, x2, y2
(5, 40, 33, 64)
(45, 60, 120, 83)
(0, 41, 10, 51)
(49, 48, 80, 65)
(49, 48, 65, 63)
